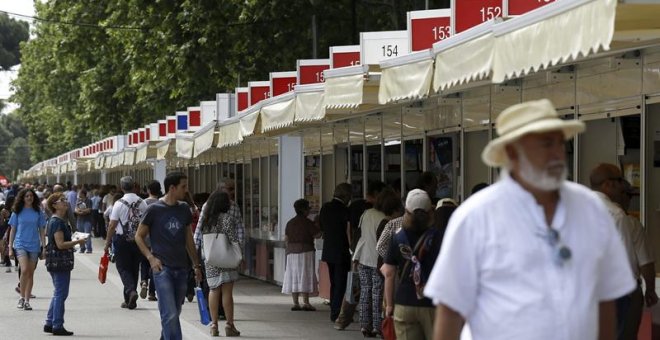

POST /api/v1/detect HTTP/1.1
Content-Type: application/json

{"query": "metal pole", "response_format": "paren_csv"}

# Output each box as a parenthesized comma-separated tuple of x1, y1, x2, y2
(312, 14, 318, 59)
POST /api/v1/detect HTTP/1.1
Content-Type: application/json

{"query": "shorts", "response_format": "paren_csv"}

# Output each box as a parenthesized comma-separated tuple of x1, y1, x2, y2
(15, 248, 39, 262)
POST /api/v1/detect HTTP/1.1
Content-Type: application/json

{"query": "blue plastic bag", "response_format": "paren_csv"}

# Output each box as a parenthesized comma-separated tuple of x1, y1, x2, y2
(195, 287, 211, 325)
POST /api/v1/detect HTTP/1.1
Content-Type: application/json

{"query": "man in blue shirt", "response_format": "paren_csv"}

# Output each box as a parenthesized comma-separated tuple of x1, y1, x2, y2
(136, 172, 202, 340)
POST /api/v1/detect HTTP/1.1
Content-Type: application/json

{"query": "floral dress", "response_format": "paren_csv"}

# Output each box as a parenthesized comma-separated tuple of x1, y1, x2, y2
(202, 213, 241, 289)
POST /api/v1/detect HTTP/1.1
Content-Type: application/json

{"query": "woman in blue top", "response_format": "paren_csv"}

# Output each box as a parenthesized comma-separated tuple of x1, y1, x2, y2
(44, 192, 86, 336)
(8, 188, 47, 311)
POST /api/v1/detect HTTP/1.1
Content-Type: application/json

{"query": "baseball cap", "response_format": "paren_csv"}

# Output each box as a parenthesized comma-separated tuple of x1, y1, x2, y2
(405, 189, 432, 212)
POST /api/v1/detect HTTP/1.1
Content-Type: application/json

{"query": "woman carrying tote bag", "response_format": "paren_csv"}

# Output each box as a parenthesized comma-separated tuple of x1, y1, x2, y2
(200, 191, 242, 337)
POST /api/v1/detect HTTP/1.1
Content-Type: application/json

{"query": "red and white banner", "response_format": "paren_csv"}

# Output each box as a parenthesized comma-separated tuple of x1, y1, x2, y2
(270, 71, 297, 97)
(330, 46, 360, 69)
(297, 59, 331, 85)
(452, 0, 503, 33)
(408, 9, 452, 52)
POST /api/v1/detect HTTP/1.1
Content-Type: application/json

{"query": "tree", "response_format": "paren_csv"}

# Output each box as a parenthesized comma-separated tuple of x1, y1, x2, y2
(0, 112, 30, 180)
(12, 0, 449, 162)
(0, 13, 29, 71)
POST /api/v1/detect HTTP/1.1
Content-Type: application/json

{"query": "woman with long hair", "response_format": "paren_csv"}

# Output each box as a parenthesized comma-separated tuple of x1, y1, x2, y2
(200, 191, 241, 337)
(43, 192, 87, 336)
(8, 188, 47, 311)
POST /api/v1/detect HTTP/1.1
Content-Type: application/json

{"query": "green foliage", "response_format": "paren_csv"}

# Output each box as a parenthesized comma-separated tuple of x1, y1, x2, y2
(0, 112, 31, 179)
(0, 13, 29, 70)
(12, 0, 448, 162)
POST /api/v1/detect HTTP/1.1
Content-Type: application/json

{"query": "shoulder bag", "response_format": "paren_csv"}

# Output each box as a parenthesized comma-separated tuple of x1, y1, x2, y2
(203, 215, 242, 268)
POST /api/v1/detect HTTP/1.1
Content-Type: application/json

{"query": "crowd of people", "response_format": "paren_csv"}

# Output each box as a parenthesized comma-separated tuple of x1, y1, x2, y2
(0, 99, 657, 339)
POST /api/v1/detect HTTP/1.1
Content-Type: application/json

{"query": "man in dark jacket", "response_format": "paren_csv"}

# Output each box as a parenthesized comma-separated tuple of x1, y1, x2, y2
(319, 183, 352, 322)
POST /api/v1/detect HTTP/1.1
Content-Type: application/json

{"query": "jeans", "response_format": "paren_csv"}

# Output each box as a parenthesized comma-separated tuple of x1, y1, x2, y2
(153, 265, 188, 340)
(78, 220, 92, 252)
(46, 271, 71, 329)
(114, 236, 142, 302)
(140, 255, 156, 296)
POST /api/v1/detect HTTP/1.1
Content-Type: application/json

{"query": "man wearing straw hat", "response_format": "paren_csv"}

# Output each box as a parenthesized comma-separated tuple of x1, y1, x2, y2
(423, 99, 635, 340)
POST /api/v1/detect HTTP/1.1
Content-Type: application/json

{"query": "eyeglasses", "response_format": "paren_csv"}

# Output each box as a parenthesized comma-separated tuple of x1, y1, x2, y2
(538, 228, 572, 266)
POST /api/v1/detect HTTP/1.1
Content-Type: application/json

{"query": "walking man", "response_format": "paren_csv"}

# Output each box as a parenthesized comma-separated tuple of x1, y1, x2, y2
(424, 99, 635, 340)
(136, 172, 202, 340)
(590, 163, 658, 339)
(104, 176, 148, 310)
(319, 183, 352, 322)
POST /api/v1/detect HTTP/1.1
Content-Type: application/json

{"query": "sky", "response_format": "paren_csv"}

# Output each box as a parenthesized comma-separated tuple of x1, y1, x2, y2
(0, 0, 35, 114)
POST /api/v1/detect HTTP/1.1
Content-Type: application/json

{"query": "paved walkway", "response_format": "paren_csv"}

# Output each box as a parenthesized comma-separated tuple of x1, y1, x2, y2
(0, 237, 364, 339)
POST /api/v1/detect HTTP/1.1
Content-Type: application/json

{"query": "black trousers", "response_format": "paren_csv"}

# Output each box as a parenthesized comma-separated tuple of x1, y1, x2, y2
(114, 237, 143, 302)
(327, 261, 350, 322)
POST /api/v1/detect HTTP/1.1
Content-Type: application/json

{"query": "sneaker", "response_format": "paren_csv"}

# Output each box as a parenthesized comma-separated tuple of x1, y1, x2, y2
(139, 282, 148, 299)
(120, 302, 128, 309)
(79, 249, 86, 254)
(127, 291, 138, 310)
(23, 301, 32, 310)
(147, 295, 157, 301)
(52, 328, 74, 336)
(186, 292, 194, 303)
(44, 325, 53, 333)
(85, 250, 92, 254)
(16, 297, 24, 309)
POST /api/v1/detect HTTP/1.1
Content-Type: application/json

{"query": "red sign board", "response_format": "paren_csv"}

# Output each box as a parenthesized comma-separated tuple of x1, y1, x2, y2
(145, 129, 150, 141)
(411, 16, 451, 51)
(237, 92, 249, 112)
(332, 52, 360, 68)
(249, 85, 270, 106)
(507, 0, 555, 16)
(159, 123, 167, 137)
(139, 130, 145, 143)
(167, 119, 176, 134)
(299, 65, 330, 85)
(189, 110, 201, 127)
(272, 77, 297, 97)
(454, 0, 503, 34)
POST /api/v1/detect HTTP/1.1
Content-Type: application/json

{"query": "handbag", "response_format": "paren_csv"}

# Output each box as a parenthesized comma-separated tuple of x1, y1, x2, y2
(344, 270, 360, 304)
(203, 232, 242, 268)
(98, 251, 109, 284)
(45, 242, 74, 272)
(195, 286, 211, 325)
(382, 315, 396, 340)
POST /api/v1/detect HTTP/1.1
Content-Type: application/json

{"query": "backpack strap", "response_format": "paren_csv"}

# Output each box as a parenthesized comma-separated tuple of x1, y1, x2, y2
(397, 227, 438, 287)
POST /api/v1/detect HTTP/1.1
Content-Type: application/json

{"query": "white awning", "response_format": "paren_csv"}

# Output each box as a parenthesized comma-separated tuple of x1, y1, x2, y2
(175, 133, 195, 159)
(217, 120, 242, 149)
(324, 64, 380, 109)
(135, 144, 148, 164)
(113, 152, 125, 168)
(294, 83, 326, 123)
(433, 20, 496, 92)
(67, 161, 76, 172)
(260, 92, 296, 132)
(95, 153, 105, 170)
(239, 109, 260, 138)
(156, 139, 172, 160)
(193, 122, 217, 158)
(379, 50, 434, 104)
(123, 148, 136, 166)
(492, 0, 618, 83)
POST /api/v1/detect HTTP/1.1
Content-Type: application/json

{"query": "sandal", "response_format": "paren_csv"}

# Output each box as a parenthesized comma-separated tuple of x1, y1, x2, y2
(301, 304, 316, 311)
(225, 323, 240, 337)
(210, 323, 219, 337)
(291, 304, 302, 311)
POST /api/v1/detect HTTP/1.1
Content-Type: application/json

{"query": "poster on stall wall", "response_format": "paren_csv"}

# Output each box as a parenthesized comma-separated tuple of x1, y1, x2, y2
(304, 155, 321, 218)
(428, 137, 454, 199)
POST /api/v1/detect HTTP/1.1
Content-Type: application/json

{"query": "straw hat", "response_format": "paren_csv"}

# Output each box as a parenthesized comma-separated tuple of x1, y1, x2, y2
(481, 99, 585, 167)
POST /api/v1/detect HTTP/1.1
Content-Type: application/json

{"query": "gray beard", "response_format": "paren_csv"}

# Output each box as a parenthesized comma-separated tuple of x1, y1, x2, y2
(517, 148, 567, 191)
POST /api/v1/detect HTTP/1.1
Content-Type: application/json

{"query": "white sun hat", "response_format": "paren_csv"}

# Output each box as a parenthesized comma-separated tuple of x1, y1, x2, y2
(481, 99, 585, 167)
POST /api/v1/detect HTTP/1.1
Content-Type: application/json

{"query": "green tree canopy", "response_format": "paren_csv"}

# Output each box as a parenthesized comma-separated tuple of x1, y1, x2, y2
(0, 13, 29, 70)
(12, 0, 449, 162)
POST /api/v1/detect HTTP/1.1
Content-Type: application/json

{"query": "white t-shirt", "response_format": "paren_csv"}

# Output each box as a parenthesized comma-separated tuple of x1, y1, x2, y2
(109, 193, 148, 235)
(424, 172, 635, 340)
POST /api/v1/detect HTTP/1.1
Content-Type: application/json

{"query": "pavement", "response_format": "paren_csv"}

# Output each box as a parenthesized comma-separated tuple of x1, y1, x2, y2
(0, 237, 364, 339)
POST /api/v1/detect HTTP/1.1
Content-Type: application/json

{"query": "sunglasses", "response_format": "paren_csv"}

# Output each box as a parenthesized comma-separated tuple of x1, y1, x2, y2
(539, 228, 572, 266)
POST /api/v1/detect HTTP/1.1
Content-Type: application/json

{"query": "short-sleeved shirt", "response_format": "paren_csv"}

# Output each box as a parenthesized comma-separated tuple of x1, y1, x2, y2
(91, 195, 102, 211)
(423, 171, 636, 340)
(9, 207, 47, 252)
(384, 227, 441, 307)
(285, 215, 320, 255)
(110, 193, 148, 235)
(353, 208, 386, 268)
(76, 198, 94, 225)
(141, 200, 192, 269)
(48, 215, 72, 248)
